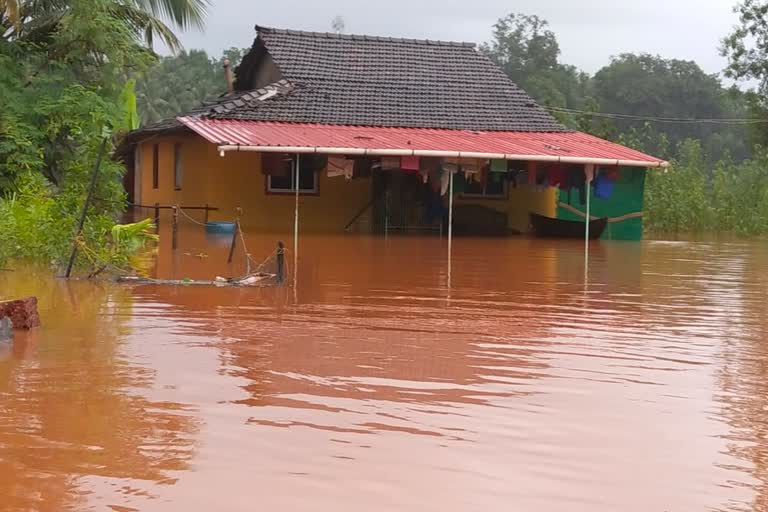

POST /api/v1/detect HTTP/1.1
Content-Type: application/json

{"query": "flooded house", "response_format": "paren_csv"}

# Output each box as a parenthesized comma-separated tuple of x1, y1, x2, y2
(123, 25, 667, 240)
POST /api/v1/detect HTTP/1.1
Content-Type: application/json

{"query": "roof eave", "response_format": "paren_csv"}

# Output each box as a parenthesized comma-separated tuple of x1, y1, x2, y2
(215, 143, 668, 169)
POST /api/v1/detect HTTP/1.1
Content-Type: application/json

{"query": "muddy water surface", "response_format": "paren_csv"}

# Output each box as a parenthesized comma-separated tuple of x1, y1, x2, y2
(1, 230, 768, 511)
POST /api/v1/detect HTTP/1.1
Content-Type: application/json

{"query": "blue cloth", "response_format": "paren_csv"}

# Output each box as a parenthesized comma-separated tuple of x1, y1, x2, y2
(593, 173, 615, 200)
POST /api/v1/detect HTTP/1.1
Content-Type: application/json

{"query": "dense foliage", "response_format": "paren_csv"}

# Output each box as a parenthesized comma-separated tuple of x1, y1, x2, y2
(479, 12, 768, 236)
(0, 0, 204, 272)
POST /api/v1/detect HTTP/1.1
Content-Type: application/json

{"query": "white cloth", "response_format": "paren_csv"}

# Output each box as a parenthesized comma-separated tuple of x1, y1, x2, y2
(440, 169, 450, 196)
(380, 156, 400, 170)
(327, 156, 354, 179)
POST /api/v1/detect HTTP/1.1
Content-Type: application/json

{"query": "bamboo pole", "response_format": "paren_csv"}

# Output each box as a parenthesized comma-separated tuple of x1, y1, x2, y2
(64, 137, 108, 278)
(228, 208, 242, 264)
(171, 205, 179, 250)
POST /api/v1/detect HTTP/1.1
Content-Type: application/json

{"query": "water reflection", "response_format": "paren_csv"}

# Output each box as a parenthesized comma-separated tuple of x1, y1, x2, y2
(2, 232, 768, 511)
(0, 272, 199, 512)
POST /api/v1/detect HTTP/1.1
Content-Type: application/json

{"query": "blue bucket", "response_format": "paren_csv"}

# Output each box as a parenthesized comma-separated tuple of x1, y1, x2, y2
(206, 221, 236, 234)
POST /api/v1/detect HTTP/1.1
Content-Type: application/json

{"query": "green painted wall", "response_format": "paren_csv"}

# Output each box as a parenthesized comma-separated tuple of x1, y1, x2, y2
(556, 167, 646, 241)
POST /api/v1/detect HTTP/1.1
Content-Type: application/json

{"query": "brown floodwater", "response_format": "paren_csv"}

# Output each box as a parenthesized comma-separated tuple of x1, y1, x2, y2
(2, 224, 768, 511)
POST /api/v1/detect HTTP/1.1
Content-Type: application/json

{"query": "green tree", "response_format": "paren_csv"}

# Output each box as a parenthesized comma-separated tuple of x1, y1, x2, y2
(593, 54, 750, 160)
(722, 0, 768, 98)
(480, 13, 559, 87)
(1, 0, 207, 51)
(0, 0, 191, 270)
(480, 13, 601, 128)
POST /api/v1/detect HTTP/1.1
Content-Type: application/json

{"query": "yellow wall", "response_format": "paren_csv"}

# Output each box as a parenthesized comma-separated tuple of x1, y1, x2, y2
(135, 135, 555, 233)
(456, 185, 556, 233)
(137, 134, 210, 208)
(136, 135, 373, 232)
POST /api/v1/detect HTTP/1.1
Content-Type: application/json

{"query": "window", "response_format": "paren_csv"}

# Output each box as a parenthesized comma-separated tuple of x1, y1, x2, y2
(152, 143, 159, 189)
(462, 175, 507, 198)
(173, 143, 183, 190)
(266, 156, 318, 194)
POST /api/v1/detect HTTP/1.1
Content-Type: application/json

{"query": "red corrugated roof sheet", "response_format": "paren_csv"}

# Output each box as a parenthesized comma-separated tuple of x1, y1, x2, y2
(178, 118, 668, 168)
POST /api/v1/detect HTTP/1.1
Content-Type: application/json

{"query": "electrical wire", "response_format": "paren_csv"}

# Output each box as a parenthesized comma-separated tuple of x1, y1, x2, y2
(543, 105, 768, 125)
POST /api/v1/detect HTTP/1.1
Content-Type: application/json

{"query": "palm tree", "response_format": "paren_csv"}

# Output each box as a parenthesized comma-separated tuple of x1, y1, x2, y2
(1, 0, 208, 52)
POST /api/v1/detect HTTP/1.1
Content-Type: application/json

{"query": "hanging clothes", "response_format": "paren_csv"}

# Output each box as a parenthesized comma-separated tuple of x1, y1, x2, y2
(380, 156, 400, 170)
(547, 163, 565, 188)
(440, 168, 450, 196)
(400, 155, 420, 171)
(604, 165, 620, 181)
(573, 167, 587, 205)
(461, 159, 481, 177)
(593, 172, 615, 199)
(527, 163, 538, 187)
(442, 162, 459, 174)
(327, 156, 354, 179)
(452, 172, 467, 195)
(490, 159, 507, 174)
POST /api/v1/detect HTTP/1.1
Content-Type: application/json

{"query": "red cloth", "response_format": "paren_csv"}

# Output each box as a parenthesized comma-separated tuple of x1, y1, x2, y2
(604, 165, 620, 180)
(547, 163, 564, 187)
(527, 162, 537, 186)
(400, 155, 420, 171)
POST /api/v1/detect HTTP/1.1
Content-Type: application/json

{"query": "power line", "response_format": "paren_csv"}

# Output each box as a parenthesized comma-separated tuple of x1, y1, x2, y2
(543, 105, 768, 125)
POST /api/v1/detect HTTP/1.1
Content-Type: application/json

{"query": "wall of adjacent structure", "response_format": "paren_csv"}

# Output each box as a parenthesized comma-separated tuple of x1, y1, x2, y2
(135, 136, 373, 232)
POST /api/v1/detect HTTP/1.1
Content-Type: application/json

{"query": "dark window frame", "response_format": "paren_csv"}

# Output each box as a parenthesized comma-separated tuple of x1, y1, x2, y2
(173, 143, 182, 191)
(265, 156, 319, 195)
(460, 175, 508, 199)
(152, 143, 159, 190)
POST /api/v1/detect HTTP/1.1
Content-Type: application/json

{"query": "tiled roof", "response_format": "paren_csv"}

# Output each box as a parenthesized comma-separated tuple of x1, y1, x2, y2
(121, 82, 295, 145)
(207, 26, 568, 132)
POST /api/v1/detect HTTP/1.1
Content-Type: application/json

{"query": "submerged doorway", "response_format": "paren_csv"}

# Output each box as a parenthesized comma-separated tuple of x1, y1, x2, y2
(371, 170, 445, 234)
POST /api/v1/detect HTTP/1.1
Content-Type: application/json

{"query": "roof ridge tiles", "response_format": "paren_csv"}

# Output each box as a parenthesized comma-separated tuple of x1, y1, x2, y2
(254, 24, 476, 48)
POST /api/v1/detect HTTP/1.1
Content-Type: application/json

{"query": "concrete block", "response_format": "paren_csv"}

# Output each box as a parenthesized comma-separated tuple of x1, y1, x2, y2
(0, 297, 40, 330)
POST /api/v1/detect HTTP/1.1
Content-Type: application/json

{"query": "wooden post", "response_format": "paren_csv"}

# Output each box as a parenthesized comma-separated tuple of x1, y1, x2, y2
(64, 137, 108, 278)
(276, 241, 286, 284)
(172, 205, 179, 250)
(227, 219, 239, 264)
(154, 202, 160, 228)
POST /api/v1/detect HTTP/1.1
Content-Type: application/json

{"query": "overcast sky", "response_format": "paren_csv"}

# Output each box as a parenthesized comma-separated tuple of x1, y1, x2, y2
(176, 0, 740, 76)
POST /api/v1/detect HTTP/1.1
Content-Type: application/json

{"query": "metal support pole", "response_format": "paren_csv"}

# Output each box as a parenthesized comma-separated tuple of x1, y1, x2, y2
(293, 154, 300, 292)
(154, 202, 160, 228)
(584, 164, 594, 282)
(447, 169, 454, 290)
